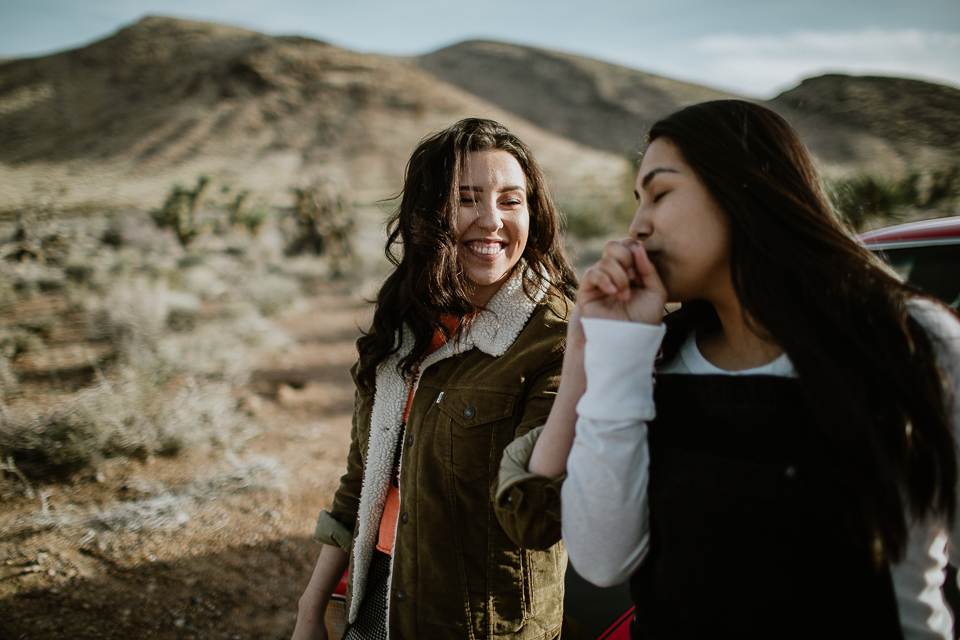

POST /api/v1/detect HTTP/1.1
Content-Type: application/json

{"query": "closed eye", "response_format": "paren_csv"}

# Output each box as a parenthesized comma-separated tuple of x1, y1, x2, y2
(653, 191, 668, 203)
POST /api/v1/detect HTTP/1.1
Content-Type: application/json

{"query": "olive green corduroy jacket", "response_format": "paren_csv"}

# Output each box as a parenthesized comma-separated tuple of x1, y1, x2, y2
(314, 271, 572, 640)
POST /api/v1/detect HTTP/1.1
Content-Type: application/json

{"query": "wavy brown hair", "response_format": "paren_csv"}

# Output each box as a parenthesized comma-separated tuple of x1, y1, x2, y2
(356, 118, 577, 392)
(652, 100, 956, 563)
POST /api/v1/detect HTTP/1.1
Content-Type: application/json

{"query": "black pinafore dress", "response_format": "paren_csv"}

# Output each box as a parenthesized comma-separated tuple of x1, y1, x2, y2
(629, 374, 903, 639)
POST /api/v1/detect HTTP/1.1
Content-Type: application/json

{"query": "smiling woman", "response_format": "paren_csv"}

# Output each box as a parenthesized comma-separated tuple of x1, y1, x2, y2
(456, 150, 531, 306)
(290, 118, 586, 640)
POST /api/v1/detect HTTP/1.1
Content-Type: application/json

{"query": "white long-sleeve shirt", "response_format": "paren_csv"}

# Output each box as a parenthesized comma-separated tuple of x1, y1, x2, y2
(562, 299, 960, 640)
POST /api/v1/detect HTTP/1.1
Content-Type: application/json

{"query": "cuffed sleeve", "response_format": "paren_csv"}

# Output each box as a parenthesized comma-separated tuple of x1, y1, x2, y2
(563, 318, 665, 587)
(577, 318, 664, 422)
(314, 510, 354, 555)
(494, 426, 566, 550)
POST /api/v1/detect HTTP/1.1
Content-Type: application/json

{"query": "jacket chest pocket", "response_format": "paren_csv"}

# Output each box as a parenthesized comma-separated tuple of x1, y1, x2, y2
(436, 389, 519, 483)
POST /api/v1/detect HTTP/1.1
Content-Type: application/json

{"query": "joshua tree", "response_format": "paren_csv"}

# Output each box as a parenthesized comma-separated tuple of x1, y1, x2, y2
(152, 176, 211, 247)
(286, 184, 354, 274)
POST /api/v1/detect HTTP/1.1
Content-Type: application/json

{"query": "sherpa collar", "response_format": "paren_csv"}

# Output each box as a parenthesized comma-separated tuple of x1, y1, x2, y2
(347, 266, 548, 623)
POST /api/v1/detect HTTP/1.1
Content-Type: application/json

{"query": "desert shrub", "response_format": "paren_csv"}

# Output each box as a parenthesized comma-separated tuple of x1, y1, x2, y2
(559, 193, 638, 240)
(158, 325, 248, 382)
(0, 327, 43, 361)
(284, 184, 355, 275)
(8, 261, 66, 294)
(0, 356, 18, 396)
(227, 191, 270, 235)
(151, 176, 211, 247)
(924, 165, 960, 208)
(64, 261, 96, 285)
(825, 174, 919, 230)
(560, 155, 639, 240)
(0, 369, 250, 478)
(95, 277, 170, 348)
(0, 186, 322, 482)
(0, 409, 102, 478)
(240, 271, 300, 316)
(826, 166, 960, 230)
(279, 254, 333, 292)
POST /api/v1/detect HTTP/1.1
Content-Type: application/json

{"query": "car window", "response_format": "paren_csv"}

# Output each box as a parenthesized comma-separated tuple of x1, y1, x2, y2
(874, 244, 960, 310)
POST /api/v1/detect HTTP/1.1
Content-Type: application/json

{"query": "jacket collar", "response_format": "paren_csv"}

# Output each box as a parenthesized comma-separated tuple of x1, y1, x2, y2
(409, 263, 547, 367)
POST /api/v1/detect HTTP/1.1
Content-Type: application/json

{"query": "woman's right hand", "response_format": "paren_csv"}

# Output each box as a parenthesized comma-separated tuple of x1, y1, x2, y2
(291, 544, 349, 640)
(291, 620, 328, 640)
(579, 239, 667, 325)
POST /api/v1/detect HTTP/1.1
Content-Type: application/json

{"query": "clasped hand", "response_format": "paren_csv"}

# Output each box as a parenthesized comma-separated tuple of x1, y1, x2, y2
(578, 238, 667, 325)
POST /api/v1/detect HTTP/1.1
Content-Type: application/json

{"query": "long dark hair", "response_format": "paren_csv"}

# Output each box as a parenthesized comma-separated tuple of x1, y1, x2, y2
(652, 100, 956, 563)
(356, 118, 577, 392)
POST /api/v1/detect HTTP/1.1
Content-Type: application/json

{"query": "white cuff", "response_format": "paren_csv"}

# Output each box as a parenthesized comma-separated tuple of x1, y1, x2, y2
(577, 318, 665, 422)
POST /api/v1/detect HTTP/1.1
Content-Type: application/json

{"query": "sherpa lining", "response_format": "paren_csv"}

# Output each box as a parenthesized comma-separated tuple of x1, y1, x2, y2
(347, 266, 548, 625)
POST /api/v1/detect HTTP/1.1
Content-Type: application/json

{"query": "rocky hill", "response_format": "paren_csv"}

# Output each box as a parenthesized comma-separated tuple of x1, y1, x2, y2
(768, 74, 960, 171)
(0, 17, 626, 211)
(1, 16, 958, 211)
(416, 40, 737, 157)
(417, 41, 960, 175)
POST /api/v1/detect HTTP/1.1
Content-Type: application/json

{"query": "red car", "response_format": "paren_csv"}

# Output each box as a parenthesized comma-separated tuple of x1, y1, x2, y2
(859, 215, 960, 310)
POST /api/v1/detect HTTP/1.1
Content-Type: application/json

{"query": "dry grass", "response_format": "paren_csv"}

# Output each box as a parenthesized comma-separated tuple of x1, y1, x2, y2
(0, 198, 344, 484)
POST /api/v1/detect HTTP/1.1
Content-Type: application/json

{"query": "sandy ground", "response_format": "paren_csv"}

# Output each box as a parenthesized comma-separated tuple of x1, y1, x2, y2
(0, 284, 370, 640)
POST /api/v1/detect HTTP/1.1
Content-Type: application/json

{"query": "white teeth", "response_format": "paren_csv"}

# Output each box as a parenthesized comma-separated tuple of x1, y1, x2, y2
(468, 242, 503, 255)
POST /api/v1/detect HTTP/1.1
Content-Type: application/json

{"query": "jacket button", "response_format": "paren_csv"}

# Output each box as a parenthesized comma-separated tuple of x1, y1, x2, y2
(785, 465, 797, 478)
(401, 512, 409, 524)
(425, 365, 439, 377)
(396, 589, 407, 602)
(406, 434, 414, 447)
(463, 406, 476, 420)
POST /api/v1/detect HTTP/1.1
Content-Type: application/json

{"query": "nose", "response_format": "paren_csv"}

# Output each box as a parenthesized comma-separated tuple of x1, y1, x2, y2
(476, 200, 504, 232)
(628, 202, 652, 241)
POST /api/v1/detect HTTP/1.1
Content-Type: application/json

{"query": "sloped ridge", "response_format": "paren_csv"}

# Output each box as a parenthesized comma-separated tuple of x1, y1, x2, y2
(0, 17, 629, 208)
(770, 74, 960, 152)
(417, 40, 738, 155)
(2, 16, 958, 209)
(0, 16, 372, 165)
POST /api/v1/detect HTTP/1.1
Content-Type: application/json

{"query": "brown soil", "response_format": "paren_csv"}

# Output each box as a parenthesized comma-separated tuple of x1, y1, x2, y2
(0, 284, 371, 639)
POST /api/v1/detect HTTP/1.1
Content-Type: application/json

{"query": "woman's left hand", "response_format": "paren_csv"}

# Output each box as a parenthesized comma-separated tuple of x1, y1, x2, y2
(579, 238, 667, 325)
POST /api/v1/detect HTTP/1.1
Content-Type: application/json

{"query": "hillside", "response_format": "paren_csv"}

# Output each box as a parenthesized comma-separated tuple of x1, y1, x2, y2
(1, 16, 958, 211)
(768, 74, 960, 172)
(0, 17, 626, 211)
(417, 40, 737, 157)
(418, 41, 960, 175)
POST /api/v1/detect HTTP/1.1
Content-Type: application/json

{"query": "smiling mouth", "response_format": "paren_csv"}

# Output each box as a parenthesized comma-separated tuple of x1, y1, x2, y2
(466, 241, 505, 256)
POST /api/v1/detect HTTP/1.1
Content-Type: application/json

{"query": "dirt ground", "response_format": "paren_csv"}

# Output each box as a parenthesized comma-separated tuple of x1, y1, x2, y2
(0, 284, 370, 640)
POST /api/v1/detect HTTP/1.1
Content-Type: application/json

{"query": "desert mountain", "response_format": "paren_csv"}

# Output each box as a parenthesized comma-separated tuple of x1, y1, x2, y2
(418, 40, 960, 175)
(1, 16, 958, 211)
(768, 74, 960, 171)
(417, 40, 737, 157)
(0, 17, 626, 210)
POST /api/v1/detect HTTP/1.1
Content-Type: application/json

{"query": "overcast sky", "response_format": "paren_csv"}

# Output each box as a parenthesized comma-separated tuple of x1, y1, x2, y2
(2, 0, 959, 98)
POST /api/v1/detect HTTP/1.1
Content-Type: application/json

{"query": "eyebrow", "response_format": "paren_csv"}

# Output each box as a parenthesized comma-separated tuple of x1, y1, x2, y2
(459, 185, 525, 193)
(640, 167, 680, 190)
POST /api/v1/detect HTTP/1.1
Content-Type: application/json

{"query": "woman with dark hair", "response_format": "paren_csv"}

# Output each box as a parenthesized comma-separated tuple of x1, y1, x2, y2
(496, 100, 960, 638)
(291, 118, 582, 640)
